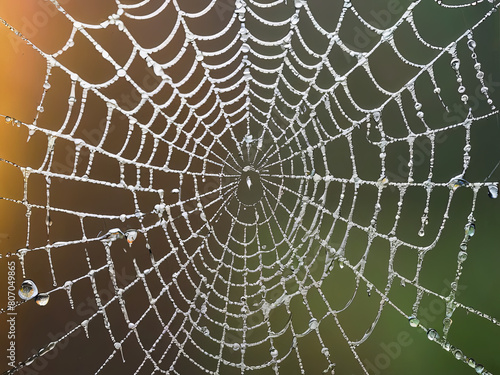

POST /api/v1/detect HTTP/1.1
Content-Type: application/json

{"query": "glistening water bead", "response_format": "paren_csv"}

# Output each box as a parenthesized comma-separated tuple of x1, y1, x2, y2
(309, 318, 319, 330)
(487, 185, 498, 199)
(18, 280, 38, 300)
(465, 222, 475, 238)
(427, 328, 439, 341)
(408, 316, 420, 328)
(448, 175, 469, 191)
(125, 230, 137, 245)
(270, 348, 278, 358)
(35, 293, 50, 306)
(458, 251, 468, 262)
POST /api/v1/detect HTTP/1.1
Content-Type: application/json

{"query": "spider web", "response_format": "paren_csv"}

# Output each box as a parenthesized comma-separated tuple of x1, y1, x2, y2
(1, 0, 500, 374)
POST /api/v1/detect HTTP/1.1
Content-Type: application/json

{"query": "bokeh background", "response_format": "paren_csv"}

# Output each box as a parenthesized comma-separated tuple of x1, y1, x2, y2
(0, 0, 500, 374)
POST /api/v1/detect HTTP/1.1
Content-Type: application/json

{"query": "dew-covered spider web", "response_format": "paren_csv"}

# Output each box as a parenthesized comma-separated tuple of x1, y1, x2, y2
(1, 0, 500, 374)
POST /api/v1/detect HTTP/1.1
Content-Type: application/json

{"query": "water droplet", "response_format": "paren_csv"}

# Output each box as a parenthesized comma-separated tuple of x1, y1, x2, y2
(64, 281, 74, 308)
(467, 39, 477, 50)
(232, 343, 240, 351)
(448, 176, 469, 191)
(117, 69, 126, 77)
(200, 304, 207, 314)
(5, 116, 11, 123)
(408, 316, 420, 328)
(114, 342, 121, 350)
(125, 230, 137, 246)
(453, 348, 464, 360)
(464, 222, 475, 238)
(104, 228, 124, 241)
(171, 188, 179, 194)
(35, 293, 50, 306)
(270, 347, 278, 358)
(373, 111, 381, 122)
(458, 251, 467, 262)
(418, 229, 425, 237)
(201, 326, 209, 335)
(309, 318, 319, 330)
(68, 96, 76, 105)
(443, 317, 452, 329)
(487, 185, 498, 199)
(119, 214, 126, 222)
(468, 358, 476, 368)
(450, 58, 460, 70)
(43, 82, 51, 90)
(19, 280, 38, 300)
(128, 322, 136, 330)
(475, 364, 485, 374)
(427, 328, 439, 341)
(321, 347, 330, 357)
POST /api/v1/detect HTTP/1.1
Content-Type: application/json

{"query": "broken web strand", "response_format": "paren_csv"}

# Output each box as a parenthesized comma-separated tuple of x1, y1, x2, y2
(0, 0, 499, 375)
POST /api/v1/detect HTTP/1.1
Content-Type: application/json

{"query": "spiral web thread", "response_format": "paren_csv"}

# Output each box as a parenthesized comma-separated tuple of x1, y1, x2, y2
(1, 0, 500, 374)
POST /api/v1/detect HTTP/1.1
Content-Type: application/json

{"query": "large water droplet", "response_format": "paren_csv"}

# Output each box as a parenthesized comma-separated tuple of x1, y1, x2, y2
(19, 280, 38, 300)
(270, 347, 278, 358)
(35, 293, 50, 306)
(104, 228, 124, 242)
(487, 185, 498, 199)
(309, 318, 319, 330)
(453, 348, 464, 360)
(125, 230, 137, 246)
(427, 328, 439, 341)
(408, 316, 420, 328)
(232, 343, 240, 351)
(448, 176, 468, 191)
(464, 222, 475, 238)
